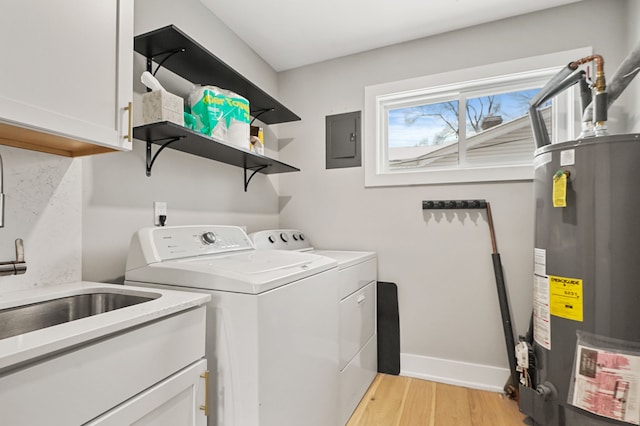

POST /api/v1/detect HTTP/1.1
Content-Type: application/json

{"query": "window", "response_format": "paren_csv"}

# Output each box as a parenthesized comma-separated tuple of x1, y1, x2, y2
(386, 82, 548, 170)
(364, 47, 592, 187)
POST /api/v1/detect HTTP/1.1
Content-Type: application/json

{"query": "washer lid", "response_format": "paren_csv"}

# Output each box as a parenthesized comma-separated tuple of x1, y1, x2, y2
(125, 249, 337, 294)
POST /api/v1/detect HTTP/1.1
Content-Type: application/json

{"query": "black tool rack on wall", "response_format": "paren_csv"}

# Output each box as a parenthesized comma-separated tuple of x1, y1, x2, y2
(132, 25, 301, 191)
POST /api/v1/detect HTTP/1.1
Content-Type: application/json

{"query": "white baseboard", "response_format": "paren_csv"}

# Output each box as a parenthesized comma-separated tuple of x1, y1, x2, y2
(400, 353, 511, 393)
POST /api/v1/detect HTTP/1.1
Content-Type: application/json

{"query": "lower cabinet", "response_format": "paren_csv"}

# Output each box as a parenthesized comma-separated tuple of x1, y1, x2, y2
(87, 359, 208, 426)
(0, 307, 207, 425)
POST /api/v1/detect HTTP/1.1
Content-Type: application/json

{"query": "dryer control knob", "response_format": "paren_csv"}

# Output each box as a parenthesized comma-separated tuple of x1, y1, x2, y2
(268, 235, 276, 243)
(299, 233, 305, 241)
(280, 232, 289, 242)
(201, 232, 216, 245)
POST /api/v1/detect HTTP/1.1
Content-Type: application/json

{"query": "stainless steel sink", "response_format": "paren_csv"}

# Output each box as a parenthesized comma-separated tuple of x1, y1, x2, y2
(0, 291, 159, 340)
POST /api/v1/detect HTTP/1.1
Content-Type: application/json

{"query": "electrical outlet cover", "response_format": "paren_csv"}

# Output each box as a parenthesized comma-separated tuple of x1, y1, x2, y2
(154, 202, 167, 226)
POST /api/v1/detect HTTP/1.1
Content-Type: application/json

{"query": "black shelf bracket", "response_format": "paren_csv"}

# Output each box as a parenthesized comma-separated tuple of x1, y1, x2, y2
(250, 108, 275, 125)
(146, 136, 184, 176)
(244, 164, 269, 192)
(146, 48, 186, 76)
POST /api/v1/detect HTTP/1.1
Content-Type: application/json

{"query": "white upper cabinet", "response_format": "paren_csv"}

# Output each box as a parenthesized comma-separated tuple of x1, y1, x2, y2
(0, 0, 133, 156)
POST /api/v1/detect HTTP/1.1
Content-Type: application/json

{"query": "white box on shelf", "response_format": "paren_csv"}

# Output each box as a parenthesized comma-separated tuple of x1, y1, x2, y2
(142, 90, 184, 126)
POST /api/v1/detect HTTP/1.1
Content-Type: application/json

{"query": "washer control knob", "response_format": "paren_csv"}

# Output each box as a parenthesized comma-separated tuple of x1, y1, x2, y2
(280, 232, 289, 243)
(299, 233, 305, 241)
(201, 232, 216, 245)
(292, 233, 299, 241)
(268, 235, 276, 243)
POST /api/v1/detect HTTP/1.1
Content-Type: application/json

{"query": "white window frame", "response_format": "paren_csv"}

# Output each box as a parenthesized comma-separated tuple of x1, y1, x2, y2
(364, 47, 592, 187)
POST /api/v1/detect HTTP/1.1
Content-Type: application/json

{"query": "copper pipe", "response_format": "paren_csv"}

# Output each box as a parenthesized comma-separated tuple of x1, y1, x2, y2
(571, 55, 606, 93)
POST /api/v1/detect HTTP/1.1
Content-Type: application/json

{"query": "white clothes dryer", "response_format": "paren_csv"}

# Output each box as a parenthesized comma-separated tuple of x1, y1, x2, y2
(124, 225, 340, 426)
(249, 229, 377, 425)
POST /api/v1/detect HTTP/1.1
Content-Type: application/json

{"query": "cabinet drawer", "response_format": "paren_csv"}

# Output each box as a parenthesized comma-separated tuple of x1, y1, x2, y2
(86, 359, 207, 426)
(339, 282, 376, 371)
(339, 337, 377, 425)
(339, 258, 377, 300)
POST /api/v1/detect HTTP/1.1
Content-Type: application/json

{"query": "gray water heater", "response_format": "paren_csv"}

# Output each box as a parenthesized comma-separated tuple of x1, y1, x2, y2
(524, 134, 640, 425)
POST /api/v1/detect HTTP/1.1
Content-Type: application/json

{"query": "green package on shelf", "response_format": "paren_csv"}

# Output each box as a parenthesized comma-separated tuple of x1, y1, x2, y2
(190, 86, 250, 146)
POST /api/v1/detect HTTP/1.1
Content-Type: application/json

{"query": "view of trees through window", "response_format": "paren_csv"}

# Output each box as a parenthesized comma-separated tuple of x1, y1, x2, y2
(387, 88, 548, 168)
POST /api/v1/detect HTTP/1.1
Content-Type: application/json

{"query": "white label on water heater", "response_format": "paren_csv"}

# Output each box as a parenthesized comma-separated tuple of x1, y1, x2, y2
(560, 149, 575, 166)
(533, 274, 551, 350)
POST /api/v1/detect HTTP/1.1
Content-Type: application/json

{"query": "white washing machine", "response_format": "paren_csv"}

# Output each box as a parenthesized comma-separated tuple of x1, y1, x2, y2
(124, 225, 340, 426)
(249, 229, 378, 425)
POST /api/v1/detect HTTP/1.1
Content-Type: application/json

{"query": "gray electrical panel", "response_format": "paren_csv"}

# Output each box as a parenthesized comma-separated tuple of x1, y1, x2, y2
(326, 111, 361, 169)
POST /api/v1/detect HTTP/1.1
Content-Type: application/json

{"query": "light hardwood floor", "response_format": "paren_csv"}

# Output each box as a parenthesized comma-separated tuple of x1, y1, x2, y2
(346, 374, 526, 426)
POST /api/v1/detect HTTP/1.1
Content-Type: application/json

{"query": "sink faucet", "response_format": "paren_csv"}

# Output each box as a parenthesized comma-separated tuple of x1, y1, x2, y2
(0, 239, 27, 276)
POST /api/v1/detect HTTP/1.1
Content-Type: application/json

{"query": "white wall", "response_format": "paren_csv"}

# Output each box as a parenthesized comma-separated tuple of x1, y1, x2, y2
(276, 0, 631, 390)
(81, 0, 284, 283)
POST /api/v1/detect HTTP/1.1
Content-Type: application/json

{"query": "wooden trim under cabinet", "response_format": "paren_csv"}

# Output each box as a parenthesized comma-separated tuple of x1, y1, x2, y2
(0, 122, 116, 157)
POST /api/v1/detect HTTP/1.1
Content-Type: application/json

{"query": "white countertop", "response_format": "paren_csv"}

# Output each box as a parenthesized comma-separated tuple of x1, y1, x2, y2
(0, 281, 211, 373)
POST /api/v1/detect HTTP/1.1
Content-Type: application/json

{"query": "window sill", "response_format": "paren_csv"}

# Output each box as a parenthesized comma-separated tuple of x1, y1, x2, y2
(364, 164, 534, 187)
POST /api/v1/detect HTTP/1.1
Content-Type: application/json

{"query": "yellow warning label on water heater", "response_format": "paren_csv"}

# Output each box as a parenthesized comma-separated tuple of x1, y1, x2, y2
(549, 275, 583, 322)
(553, 171, 567, 208)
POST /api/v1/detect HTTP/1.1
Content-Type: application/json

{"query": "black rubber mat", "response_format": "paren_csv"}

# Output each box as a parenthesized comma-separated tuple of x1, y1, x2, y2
(377, 281, 400, 375)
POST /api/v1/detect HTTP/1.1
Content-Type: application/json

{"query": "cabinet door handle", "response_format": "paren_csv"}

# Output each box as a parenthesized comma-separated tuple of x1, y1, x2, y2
(200, 370, 210, 416)
(123, 102, 133, 142)
(357, 294, 366, 304)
